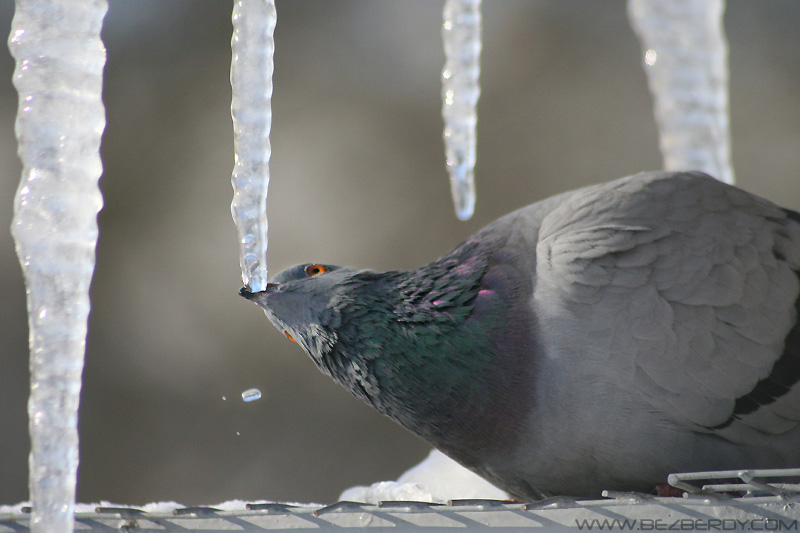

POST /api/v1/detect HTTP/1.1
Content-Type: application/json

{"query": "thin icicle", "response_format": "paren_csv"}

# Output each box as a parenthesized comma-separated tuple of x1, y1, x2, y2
(8, 0, 107, 531)
(442, 0, 482, 221)
(628, 0, 733, 184)
(231, 0, 276, 292)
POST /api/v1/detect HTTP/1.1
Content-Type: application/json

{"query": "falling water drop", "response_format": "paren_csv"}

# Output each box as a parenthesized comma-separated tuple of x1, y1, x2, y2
(242, 388, 262, 402)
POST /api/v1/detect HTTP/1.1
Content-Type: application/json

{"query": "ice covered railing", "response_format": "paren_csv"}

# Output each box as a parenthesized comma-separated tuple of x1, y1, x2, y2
(2, 472, 800, 531)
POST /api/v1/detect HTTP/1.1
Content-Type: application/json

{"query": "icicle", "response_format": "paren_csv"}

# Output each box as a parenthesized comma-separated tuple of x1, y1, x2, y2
(8, 0, 107, 531)
(441, 0, 482, 221)
(231, 0, 276, 292)
(628, 0, 733, 184)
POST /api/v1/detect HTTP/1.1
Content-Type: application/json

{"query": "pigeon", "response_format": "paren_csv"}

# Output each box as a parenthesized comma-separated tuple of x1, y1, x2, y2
(240, 171, 800, 500)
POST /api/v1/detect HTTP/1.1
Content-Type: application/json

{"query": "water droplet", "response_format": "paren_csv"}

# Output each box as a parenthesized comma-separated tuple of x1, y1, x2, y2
(222, 396, 227, 401)
(236, 431, 241, 436)
(242, 388, 262, 402)
(644, 48, 657, 66)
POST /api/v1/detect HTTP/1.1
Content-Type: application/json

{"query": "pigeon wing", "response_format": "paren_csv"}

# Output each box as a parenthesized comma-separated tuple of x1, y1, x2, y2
(532, 172, 800, 444)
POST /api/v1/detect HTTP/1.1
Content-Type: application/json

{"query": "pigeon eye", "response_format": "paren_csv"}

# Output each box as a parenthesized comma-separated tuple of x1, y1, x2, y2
(305, 264, 328, 277)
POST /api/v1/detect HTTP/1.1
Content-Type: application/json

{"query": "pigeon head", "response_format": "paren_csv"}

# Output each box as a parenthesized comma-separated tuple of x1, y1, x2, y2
(240, 263, 365, 359)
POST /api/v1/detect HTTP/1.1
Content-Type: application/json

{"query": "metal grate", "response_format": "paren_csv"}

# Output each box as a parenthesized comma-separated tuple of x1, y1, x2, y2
(3, 470, 800, 531)
(668, 468, 800, 498)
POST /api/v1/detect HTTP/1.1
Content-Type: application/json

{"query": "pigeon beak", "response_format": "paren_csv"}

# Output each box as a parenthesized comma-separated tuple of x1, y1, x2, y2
(239, 283, 299, 345)
(239, 287, 255, 300)
(239, 282, 279, 301)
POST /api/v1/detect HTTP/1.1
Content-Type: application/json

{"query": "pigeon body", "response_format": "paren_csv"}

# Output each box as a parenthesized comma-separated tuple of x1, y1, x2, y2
(242, 171, 800, 500)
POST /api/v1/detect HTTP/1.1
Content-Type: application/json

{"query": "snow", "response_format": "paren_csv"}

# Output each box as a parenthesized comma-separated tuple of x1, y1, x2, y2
(230, 0, 276, 292)
(340, 449, 509, 504)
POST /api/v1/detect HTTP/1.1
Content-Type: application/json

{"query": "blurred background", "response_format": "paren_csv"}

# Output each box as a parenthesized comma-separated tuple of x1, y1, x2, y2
(1, 0, 798, 506)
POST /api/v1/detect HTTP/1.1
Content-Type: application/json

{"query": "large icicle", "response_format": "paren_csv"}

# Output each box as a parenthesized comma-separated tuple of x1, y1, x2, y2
(628, 0, 733, 184)
(8, 0, 107, 531)
(231, 0, 276, 292)
(441, 0, 482, 221)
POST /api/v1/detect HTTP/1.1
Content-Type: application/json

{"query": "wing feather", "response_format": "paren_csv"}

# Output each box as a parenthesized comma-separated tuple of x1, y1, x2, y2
(532, 172, 800, 443)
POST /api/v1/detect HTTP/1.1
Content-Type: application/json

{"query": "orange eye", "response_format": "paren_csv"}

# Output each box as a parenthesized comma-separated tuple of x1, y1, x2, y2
(305, 264, 328, 277)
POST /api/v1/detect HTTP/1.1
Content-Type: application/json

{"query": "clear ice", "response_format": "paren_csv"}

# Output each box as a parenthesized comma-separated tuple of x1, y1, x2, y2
(242, 388, 262, 402)
(628, 0, 734, 184)
(230, 0, 276, 292)
(441, 0, 482, 221)
(8, 0, 107, 531)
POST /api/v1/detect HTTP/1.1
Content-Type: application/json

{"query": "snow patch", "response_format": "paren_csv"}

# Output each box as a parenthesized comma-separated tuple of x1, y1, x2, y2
(340, 448, 509, 504)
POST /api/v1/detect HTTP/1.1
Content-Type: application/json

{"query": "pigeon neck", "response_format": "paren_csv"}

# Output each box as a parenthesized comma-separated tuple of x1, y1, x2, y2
(321, 238, 534, 456)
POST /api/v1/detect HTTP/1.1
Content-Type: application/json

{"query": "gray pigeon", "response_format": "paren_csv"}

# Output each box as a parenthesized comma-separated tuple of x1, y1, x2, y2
(240, 171, 800, 500)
